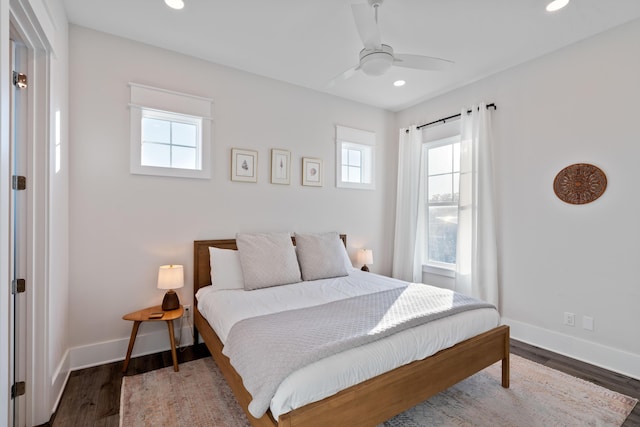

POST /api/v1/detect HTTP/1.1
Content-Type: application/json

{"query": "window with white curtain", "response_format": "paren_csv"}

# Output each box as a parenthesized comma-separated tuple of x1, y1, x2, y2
(129, 83, 213, 179)
(336, 125, 375, 189)
(423, 135, 461, 270)
(395, 103, 496, 302)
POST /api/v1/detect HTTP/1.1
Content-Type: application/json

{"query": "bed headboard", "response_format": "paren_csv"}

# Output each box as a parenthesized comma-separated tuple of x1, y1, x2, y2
(193, 234, 347, 297)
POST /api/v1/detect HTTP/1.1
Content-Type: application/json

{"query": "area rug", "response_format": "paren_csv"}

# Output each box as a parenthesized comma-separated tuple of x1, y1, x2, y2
(120, 354, 637, 427)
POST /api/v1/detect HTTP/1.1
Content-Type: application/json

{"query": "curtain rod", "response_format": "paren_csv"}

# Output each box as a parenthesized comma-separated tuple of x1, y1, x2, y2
(415, 103, 497, 131)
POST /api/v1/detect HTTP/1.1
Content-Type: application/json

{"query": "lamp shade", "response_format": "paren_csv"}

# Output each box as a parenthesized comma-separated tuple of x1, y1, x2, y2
(357, 249, 373, 266)
(157, 265, 184, 290)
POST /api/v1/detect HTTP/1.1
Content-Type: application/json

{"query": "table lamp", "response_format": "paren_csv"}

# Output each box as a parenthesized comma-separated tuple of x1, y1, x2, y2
(157, 264, 184, 311)
(358, 249, 373, 272)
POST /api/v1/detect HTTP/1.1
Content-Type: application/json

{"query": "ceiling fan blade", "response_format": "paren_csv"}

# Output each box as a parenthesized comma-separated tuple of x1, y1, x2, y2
(351, 3, 381, 49)
(325, 65, 360, 88)
(393, 53, 454, 71)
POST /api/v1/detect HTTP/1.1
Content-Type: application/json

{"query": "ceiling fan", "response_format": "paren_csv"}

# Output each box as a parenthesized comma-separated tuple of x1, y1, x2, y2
(328, 0, 454, 87)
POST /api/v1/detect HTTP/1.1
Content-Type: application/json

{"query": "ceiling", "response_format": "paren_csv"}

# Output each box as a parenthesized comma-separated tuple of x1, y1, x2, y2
(62, 0, 640, 112)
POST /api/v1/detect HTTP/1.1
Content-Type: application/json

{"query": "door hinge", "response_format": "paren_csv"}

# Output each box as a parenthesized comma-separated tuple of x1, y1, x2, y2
(11, 382, 25, 399)
(12, 71, 27, 89)
(12, 279, 26, 294)
(12, 175, 26, 190)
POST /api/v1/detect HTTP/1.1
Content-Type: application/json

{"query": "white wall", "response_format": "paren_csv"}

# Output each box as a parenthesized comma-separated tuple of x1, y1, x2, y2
(68, 26, 397, 368)
(397, 18, 640, 379)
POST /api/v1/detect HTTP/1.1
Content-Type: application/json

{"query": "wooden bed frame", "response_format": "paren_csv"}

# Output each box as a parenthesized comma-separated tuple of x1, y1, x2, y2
(193, 238, 510, 427)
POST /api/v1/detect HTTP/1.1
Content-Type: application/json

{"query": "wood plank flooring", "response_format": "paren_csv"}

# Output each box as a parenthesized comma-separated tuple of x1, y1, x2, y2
(41, 340, 639, 427)
(44, 344, 211, 427)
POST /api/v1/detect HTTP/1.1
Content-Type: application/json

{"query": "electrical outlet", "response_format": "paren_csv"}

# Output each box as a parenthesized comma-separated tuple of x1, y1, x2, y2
(563, 312, 575, 327)
(184, 305, 192, 318)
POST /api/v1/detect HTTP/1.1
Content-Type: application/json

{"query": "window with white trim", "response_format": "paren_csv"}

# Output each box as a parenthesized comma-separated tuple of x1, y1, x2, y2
(336, 125, 375, 189)
(422, 134, 461, 270)
(130, 83, 212, 179)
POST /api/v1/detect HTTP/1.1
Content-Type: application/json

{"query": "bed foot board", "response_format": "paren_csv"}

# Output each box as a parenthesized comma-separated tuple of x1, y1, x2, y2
(278, 325, 510, 427)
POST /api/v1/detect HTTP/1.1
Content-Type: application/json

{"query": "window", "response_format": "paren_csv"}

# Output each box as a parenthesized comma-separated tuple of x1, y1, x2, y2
(130, 83, 212, 179)
(423, 135, 461, 270)
(141, 110, 201, 169)
(336, 125, 375, 190)
(341, 142, 372, 183)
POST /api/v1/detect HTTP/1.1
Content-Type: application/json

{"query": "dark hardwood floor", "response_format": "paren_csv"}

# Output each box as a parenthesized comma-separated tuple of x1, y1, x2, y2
(42, 340, 639, 427)
(44, 344, 212, 427)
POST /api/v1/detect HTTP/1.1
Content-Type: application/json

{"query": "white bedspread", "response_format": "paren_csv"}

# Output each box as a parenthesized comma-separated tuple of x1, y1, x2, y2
(196, 269, 500, 419)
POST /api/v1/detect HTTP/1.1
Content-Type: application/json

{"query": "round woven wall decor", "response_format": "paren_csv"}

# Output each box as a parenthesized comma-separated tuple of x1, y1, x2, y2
(553, 163, 607, 205)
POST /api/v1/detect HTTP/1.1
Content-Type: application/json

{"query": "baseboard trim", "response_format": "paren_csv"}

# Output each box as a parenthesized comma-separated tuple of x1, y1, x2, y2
(50, 349, 71, 416)
(502, 317, 640, 380)
(68, 324, 194, 371)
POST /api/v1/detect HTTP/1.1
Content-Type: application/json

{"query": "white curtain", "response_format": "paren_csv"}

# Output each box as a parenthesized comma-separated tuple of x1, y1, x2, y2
(392, 125, 425, 283)
(455, 103, 499, 307)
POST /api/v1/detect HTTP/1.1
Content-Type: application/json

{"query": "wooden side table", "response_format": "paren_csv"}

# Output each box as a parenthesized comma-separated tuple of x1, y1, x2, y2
(122, 305, 184, 373)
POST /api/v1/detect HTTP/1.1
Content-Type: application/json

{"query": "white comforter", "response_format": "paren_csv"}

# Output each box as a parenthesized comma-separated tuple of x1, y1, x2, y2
(196, 269, 500, 419)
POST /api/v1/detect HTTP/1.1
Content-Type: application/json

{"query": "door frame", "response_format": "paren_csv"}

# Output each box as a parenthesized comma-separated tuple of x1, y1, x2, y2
(0, 0, 13, 419)
(2, 1, 52, 425)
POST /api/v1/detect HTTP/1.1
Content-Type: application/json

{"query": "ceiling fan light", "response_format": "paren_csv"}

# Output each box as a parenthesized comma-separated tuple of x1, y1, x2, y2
(546, 0, 569, 12)
(165, 0, 184, 10)
(360, 52, 393, 76)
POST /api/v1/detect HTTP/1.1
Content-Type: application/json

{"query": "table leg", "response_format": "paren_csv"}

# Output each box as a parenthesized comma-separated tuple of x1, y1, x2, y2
(166, 319, 179, 372)
(122, 321, 141, 373)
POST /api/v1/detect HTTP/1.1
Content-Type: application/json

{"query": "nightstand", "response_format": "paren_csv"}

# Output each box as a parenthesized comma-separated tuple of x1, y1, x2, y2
(122, 305, 184, 373)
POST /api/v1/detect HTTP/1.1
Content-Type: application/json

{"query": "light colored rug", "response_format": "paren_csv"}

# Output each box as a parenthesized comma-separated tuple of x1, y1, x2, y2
(120, 354, 637, 427)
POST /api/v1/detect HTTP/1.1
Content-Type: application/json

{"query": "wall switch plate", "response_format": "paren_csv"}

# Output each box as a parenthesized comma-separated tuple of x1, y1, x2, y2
(563, 312, 575, 327)
(583, 316, 594, 331)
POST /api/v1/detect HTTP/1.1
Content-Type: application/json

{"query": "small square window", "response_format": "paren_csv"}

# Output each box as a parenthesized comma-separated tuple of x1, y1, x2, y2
(336, 125, 375, 190)
(340, 143, 371, 185)
(129, 83, 212, 179)
(141, 110, 201, 170)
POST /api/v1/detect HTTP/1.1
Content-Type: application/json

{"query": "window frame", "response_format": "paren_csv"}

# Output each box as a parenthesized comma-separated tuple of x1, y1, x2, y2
(335, 125, 375, 190)
(422, 134, 461, 272)
(129, 83, 212, 179)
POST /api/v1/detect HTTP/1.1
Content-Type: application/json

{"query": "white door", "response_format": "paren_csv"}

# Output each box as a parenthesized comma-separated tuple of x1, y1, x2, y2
(9, 38, 28, 427)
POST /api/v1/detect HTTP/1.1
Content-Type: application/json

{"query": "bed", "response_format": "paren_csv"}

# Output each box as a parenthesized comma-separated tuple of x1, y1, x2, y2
(193, 234, 510, 427)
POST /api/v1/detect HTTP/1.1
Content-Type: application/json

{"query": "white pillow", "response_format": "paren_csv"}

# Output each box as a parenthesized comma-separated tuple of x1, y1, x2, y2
(236, 232, 302, 290)
(295, 232, 350, 281)
(208, 247, 245, 291)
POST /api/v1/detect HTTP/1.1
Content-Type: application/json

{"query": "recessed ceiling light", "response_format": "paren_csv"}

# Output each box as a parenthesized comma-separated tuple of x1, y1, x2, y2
(546, 0, 569, 12)
(393, 80, 406, 87)
(165, 0, 184, 10)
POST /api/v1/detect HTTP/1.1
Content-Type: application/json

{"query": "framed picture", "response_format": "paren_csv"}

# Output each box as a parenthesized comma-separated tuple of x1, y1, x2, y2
(271, 149, 291, 185)
(302, 157, 323, 187)
(231, 148, 258, 182)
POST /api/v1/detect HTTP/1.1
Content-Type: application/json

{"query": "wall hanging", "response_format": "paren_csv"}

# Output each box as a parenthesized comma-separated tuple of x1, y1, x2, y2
(553, 163, 607, 205)
(231, 148, 258, 183)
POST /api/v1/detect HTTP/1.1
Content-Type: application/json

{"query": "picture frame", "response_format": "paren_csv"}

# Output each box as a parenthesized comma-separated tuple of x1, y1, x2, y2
(302, 157, 323, 187)
(270, 149, 291, 185)
(231, 148, 258, 182)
